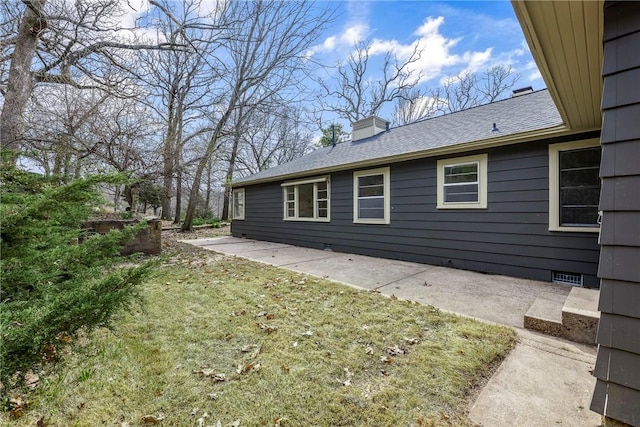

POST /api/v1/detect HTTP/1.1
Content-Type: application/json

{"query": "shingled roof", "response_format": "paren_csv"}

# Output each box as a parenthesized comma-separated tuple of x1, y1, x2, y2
(233, 89, 563, 186)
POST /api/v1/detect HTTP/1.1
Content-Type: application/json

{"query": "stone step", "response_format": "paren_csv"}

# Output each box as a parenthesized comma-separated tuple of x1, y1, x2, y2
(524, 287, 600, 345)
(561, 287, 600, 345)
(524, 297, 564, 337)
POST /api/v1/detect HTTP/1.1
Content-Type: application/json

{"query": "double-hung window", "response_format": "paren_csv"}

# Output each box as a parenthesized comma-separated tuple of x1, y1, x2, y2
(353, 167, 390, 224)
(549, 140, 601, 232)
(437, 154, 488, 209)
(232, 188, 245, 220)
(282, 176, 330, 221)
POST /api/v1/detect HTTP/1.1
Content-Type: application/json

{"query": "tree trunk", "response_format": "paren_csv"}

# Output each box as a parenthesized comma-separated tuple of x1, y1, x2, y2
(161, 140, 175, 220)
(221, 107, 243, 220)
(172, 167, 182, 224)
(0, 0, 47, 156)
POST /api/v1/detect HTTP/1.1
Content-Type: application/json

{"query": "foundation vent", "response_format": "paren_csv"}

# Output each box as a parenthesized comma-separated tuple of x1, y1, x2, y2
(552, 271, 583, 286)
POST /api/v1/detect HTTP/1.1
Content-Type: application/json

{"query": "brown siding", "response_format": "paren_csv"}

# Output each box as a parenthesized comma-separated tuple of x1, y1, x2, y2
(591, 2, 640, 425)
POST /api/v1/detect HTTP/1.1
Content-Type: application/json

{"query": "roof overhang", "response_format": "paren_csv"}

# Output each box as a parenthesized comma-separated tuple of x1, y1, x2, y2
(233, 125, 599, 187)
(512, 1, 604, 131)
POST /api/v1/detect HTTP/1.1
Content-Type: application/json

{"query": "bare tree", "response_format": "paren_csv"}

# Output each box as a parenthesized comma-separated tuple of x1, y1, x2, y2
(391, 87, 441, 127)
(234, 106, 314, 176)
(0, 0, 178, 157)
(318, 41, 423, 125)
(392, 64, 521, 126)
(181, 0, 332, 230)
(438, 65, 520, 114)
(139, 0, 226, 221)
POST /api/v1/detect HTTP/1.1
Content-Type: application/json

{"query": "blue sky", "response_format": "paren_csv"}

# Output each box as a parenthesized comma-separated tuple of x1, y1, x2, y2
(310, 1, 543, 102)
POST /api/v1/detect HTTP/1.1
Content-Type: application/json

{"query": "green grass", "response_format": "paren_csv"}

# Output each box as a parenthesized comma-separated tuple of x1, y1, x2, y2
(6, 255, 517, 427)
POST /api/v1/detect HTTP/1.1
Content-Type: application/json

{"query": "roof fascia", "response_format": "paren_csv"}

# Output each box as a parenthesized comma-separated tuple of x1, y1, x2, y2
(232, 125, 599, 187)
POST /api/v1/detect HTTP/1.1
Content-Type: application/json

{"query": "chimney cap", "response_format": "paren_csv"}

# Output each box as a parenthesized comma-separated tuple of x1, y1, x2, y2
(511, 86, 534, 97)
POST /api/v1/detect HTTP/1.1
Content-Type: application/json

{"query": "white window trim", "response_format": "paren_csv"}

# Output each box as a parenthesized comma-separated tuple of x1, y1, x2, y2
(281, 176, 330, 222)
(437, 154, 488, 209)
(548, 139, 600, 233)
(232, 188, 245, 220)
(353, 167, 390, 224)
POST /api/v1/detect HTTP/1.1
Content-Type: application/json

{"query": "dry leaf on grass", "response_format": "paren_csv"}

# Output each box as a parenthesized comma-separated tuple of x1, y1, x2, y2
(386, 345, 406, 355)
(256, 323, 277, 333)
(194, 368, 226, 382)
(141, 414, 165, 424)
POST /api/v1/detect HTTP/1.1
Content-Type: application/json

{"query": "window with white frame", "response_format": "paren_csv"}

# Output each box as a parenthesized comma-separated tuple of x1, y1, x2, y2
(437, 154, 488, 209)
(282, 177, 330, 221)
(549, 140, 601, 232)
(353, 167, 390, 224)
(232, 188, 245, 220)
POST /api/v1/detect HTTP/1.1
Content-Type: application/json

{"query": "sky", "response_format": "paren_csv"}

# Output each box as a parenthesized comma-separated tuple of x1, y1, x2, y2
(307, 0, 543, 125)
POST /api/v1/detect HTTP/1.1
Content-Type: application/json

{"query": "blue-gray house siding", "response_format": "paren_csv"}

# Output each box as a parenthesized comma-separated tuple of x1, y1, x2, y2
(591, 2, 640, 425)
(232, 133, 601, 287)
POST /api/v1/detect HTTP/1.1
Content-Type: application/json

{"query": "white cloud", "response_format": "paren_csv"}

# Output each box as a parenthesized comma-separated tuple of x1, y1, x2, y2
(366, 16, 493, 83)
(525, 60, 542, 82)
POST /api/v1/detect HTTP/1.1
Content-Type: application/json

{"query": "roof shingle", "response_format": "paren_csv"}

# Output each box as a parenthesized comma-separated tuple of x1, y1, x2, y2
(233, 89, 562, 185)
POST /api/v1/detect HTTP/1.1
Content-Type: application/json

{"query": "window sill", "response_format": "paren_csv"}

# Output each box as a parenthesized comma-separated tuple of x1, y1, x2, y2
(437, 203, 487, 210)
(548, 226, 600, 233)
(353, 219, 389, 225)
(284, 218, 330, 222)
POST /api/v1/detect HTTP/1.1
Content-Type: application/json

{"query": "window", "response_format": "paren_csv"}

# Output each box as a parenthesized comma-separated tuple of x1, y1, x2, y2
(549, 140, 601, 232)
(232, 188, 245, 220)
(282, 176, 330, 221)
(353, 167, 390, 224)
(437, 154, 488, 209)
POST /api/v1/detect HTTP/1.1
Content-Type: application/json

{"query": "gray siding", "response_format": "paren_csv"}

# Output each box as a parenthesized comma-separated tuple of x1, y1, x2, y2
(234, 135, 601, 287)
(591, 2, 640, 425)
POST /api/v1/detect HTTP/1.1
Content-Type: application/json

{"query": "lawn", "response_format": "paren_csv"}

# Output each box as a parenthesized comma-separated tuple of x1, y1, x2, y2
(7, 252, 517, 427)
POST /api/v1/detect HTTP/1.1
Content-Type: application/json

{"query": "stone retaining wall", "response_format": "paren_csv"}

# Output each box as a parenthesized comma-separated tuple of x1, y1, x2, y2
(82, 219, 162, 255)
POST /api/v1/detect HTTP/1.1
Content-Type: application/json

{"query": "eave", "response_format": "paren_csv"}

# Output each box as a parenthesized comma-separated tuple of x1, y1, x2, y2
(233, 125, 599, 187)
(512, 0, 604, 131)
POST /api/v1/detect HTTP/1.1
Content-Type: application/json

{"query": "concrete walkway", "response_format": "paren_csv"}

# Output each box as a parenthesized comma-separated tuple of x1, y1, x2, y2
(182, 236, 601, 427)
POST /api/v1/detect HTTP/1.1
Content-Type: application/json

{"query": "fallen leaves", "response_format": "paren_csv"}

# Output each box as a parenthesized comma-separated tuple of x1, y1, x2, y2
(236, 362, 261, 375)
(256, 323, 278, 333)
(141, 414, 165, 424)
(194, 368, 226, 382)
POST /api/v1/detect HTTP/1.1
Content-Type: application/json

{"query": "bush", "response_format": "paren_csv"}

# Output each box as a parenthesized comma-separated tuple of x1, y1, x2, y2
(0, 166, 155, 389)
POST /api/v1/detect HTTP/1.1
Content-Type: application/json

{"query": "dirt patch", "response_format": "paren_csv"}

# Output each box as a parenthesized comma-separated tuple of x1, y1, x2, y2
(161, 222, 231, 256)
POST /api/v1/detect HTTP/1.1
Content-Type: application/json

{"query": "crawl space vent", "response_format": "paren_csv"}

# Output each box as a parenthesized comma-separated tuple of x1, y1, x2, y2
(552, 271, 583, 286)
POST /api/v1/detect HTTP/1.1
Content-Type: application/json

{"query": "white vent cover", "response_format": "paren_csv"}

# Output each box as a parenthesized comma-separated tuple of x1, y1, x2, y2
(351, 116, 387, 141)
(552, 271, 583, 286)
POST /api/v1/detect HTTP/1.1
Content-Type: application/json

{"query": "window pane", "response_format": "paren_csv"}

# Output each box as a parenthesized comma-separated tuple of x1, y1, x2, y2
(558, 147, 601, 226)
(233, 191, 244, 218)
(359, 174, 383, 187)
(298, 184, 314, 218)
(560, 147, 601, 169)
(358, 197, 384, 219)
(561, 206, 599, 226)
(444, 184, 479, 203)
(560, 187, 600, 206)
(358, 174, 384, 197)
(285, 186, 295, 201)
(560, 169, 600, 187)
(444, 163, 478, 184)
(317, 200, 328, 218)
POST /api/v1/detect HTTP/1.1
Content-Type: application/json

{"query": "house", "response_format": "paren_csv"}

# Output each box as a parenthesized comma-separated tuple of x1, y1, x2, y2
(231, 89, 601, 287)
(232, 1, 640, 425)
